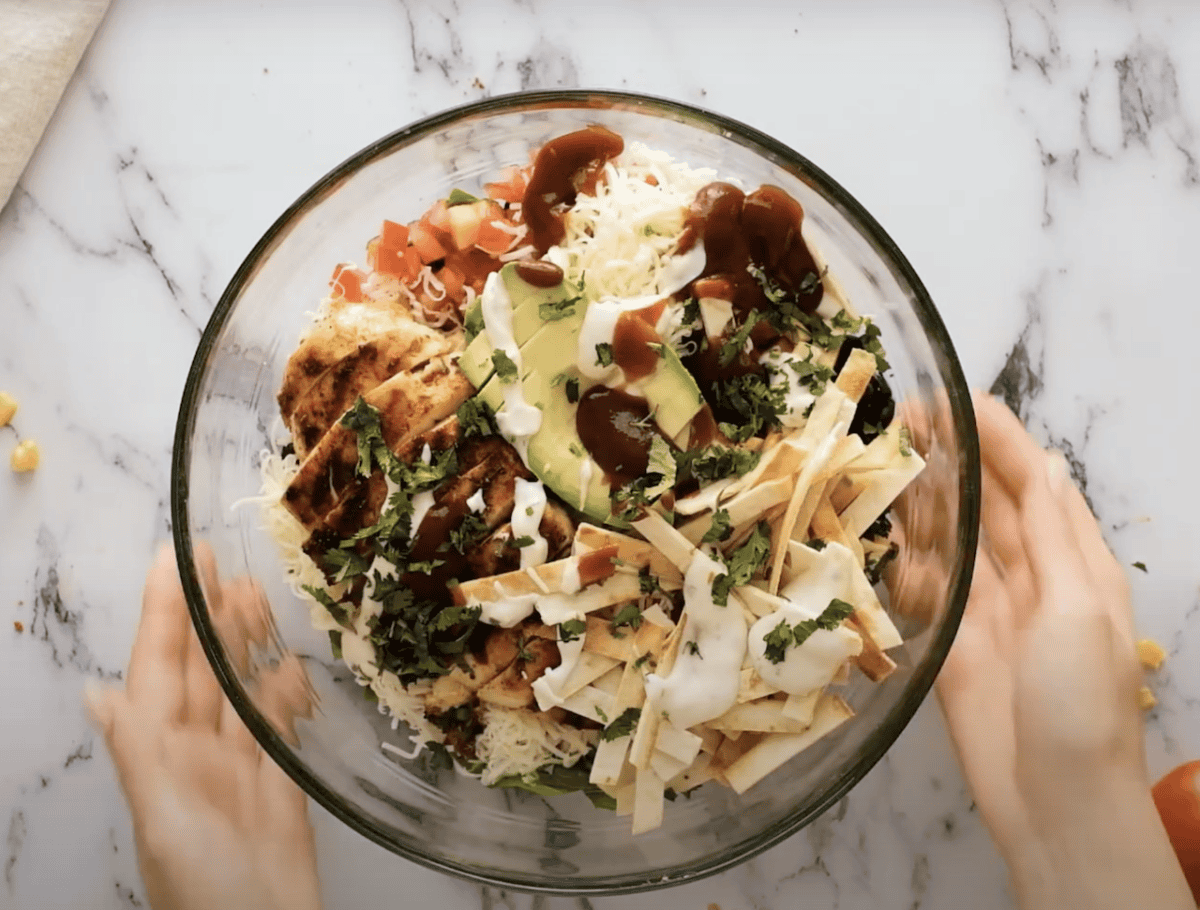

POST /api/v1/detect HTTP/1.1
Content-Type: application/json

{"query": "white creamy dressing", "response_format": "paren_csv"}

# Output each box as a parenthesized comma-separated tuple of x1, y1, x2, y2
(761, 346, 819, 428)
(466, 487, 486, 513)
(532, 626, 586, 711)
(480, 271, 542, 460)
(577, 456, 595, 510)
(510, 477, 549, 568)
(559, 555, 582, 594)
(408, 490, 436, 542)
(747, 541, 862, 695)
(574, 243, 706, 383)
(477, 586, 540, 628)
(644, 551, 745, 729)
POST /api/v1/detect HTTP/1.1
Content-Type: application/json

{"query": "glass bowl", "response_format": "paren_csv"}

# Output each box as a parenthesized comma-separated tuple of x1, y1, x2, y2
(171, 90, 979, 895)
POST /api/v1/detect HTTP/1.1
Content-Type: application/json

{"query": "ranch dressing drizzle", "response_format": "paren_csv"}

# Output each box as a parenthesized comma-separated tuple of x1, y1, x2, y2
(480, 271, 541, 462)
(645, 550, 745, 729)
(747, 541, 861, 695)
(511, 477, 549, 569)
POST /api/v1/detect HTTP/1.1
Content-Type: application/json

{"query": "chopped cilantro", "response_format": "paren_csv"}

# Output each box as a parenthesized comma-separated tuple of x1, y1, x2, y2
(322, 546, 371, 584)
(711, 521, 772, 606)
(638, 566, 660, 595)
(701, 508, 733, 544)
(539, 296, 579, 322)
(340, 397, 389, 479)
(865, 542, 899, 586)
(595, 342, 614, 367)
(805, 538, 828, 552)
(491, 349, 518, 382)
(633, 653, 651, 669)
(595, 705, 608, 723)
(685, 640, 702, 658)
(762, 598, 855, 663)
(511, 535, 535, 548)
(456, 397, 497, 439)
(718, 420, 756, 444)
(713, 372, 785, 439)
(304, 584, 350, 627)
(798, 270, 823, 296)
(644, 436, 676, 500)
(559, 618, 586, 643)
(525, 506, 534, 516)
(611, 603, 643, 631)
(719, 310, 762, 367)
(600, 707, 641, 741)
(676, 445, 760, 486)
(446, 188, 481, 206)
(1133, 561, 1148, 573)
(448, 513, 489, 554)
(898, 427, 913, 457)
(328, 629, 343, 661)
(406, 559, 446, 574)
(680, 297, 700, 327)
(565, 376, 581, 404)
(864, 511, 892, 541)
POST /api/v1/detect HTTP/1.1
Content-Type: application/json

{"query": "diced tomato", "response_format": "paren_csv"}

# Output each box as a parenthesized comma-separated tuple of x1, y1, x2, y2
(401, 246, 422, 279)
(645, 174, 659, 186)
(484, 166, 528, 204)
(377, 243, 417, 280)
(424, 199, 452, 233)
(445, 248, 503, 295)
(475, 217, 515, 255)
(330, 263, 366, 303)
(437, 265, 465, 302)
(409, 221, 450, 264)
(380, 219, 409, 250)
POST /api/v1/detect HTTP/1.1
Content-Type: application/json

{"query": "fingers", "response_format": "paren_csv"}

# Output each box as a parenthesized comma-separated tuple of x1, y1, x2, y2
(973, 393, 1048, 500)
(257, 748, 312, 842)
(183, 546, 225, 730)
(939, 544, 1006, 698)
(219, 691, 260, 758)
(126, 545, 189, 726)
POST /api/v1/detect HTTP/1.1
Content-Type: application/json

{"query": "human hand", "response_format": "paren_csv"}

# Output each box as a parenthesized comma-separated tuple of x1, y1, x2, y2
(86, 545, 322, 910)
(936, 393, 1192, 909)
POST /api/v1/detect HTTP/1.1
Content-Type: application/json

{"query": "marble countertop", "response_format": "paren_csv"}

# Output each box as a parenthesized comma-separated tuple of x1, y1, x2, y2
(3, 2, 1198, 908)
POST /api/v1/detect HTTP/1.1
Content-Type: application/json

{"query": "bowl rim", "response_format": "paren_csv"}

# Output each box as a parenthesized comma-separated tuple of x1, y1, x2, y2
(171, 87, 979, 895)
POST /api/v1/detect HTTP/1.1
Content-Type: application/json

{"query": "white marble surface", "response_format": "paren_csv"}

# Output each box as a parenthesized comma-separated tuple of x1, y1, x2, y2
(2, 1, 1198, 907)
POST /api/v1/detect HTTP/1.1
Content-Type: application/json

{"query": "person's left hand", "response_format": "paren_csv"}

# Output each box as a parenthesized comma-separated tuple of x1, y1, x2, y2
(86, 544, 322, 910)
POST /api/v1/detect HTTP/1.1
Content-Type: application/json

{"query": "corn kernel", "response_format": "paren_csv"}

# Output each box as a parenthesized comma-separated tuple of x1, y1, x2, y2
(0, 391, 16, 427)
(10, 439, 39, 473)
(1137, 638, 1166, 671)
(1138, 686, 1157, 711)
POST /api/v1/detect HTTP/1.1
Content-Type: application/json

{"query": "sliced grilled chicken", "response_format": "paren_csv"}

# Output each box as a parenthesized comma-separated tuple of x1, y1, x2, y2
(283, 359, 473, 531)
(287, 324, 463, 458)
(466, 501, 576, 577)
(278, 297, 417, 422)
(477, 637, 559, 710)
(425, 626, 523, 713)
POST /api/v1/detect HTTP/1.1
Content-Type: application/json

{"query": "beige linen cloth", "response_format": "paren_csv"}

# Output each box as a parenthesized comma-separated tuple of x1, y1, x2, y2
(0, 0, 111, 210)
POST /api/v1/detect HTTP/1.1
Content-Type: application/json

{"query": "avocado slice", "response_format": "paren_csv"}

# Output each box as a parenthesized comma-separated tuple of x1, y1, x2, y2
(637, 345, 704, 442)
(458, 264, 578, 389)
(522, 369, 613, 523)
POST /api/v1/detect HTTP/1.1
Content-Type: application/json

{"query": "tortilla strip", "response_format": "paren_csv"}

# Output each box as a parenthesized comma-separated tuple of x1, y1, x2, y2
(677, 477, 793, 546)
(630, 614, 687, 770)
(847, 614, 898, 682)
(723, 695, 854, 794)
(833, 347, 877, 405)
(709, 697, 814, 734)
(583, 615, 668, 663)
(631, 510, 696, 574)
(839, 460, 926, 541)
(560, 651, 621, 699)
(631, 767, 665, 836)
(738, 667, 778, 703)
(781, 690, 821, 725)
(785, 540, 902, 650)
(573, 524, 683, 589)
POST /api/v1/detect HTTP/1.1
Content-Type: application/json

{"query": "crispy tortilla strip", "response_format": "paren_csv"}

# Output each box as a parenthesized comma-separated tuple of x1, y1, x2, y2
(677, 477, 793, 546)
(710, 697, 815, 734)
(711, 731, 764, 781)
(559, 684, 615, 725)
(738, 667, 779, 703)
(839, 461, 926, 541)
(560, 650, 621, 699)
(613, 780, 638, 817)
(673, 477, 737, 516)
(631, 767, 665, 836)
(785, 540, 902, 650)
(828, 473, 866, 514)
(843, 419, 912, 474)
(723, 695, 854, 795)
(721, 431, 802, 498)
(631, 510, 696, 573)
(650, 749, 690, 783)
(583, 614, 668, 663)
(591, 736, 633, 787)
(781, 690, 820, 725)
(283, 359, 473, 530)
(630, 615, 687, 770)
(767, 387, 858, 593)
(667, 749, 718, 792)
(736, 585, 788, 620)
(811, 495, 864, 567)
(847, 614, 898, 682)
(833, 347, 877, 405)
(454, 563, 638, 617)
(574, 524, 683, 589)
(654, 722, 703, 766)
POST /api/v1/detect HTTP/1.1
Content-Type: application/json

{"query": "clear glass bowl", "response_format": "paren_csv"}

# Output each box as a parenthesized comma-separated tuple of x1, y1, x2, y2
(171, 90, 979, 895)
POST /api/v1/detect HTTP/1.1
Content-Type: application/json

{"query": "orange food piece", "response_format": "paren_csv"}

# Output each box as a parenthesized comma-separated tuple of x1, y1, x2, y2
(1153, 760, 1200, 903)
(484, 165, 528, 204)
(330, 263, 366, 302)
(409, 221, 450, 264)
(578, 545, 620, 587)
(380, 219, 409, 250)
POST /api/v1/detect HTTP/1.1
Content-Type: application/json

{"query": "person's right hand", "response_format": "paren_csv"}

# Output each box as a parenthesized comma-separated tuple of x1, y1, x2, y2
(936, 393, 1192, 910)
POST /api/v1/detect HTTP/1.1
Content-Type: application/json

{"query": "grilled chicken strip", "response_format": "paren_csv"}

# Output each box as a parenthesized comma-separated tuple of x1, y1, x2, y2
(287, 324, 463, 458)
(283, 358, 472, 531)
(278, 297, 418, 422)
(466, 501, 575, 577)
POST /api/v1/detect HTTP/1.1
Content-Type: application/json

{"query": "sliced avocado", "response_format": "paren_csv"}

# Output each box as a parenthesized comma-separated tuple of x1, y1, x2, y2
(638, 345, 704, 440)
(523, 369, 613, 524)
(458, 263, 576, 388)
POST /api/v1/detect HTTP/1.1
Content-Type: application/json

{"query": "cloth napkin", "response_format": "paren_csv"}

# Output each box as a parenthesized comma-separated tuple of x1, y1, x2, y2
(0, 0, 111, 211)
